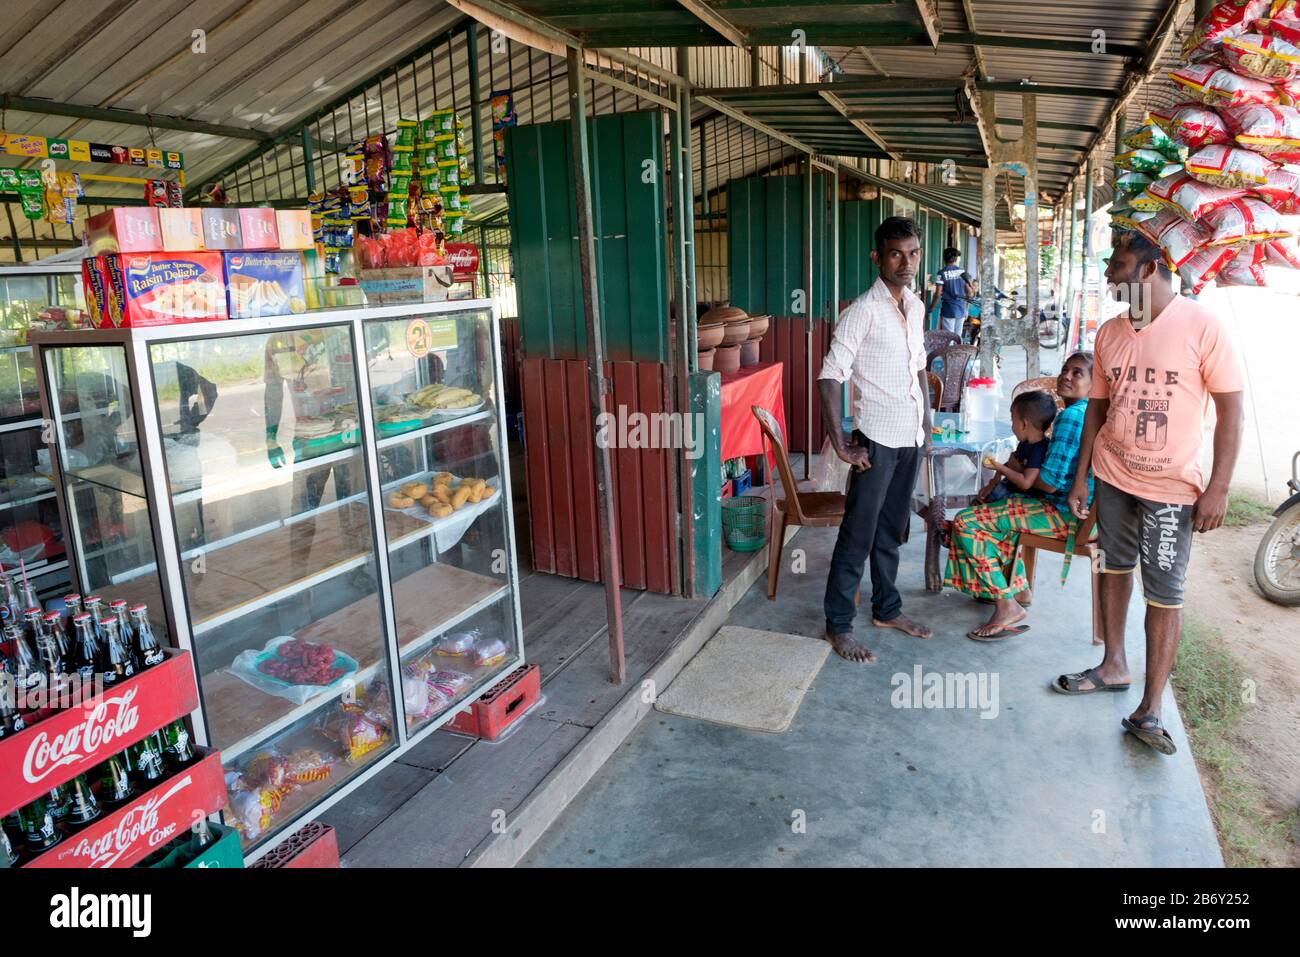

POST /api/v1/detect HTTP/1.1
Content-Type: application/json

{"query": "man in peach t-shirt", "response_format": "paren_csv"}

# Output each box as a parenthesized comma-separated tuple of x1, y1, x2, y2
(1052, 231, 1243, 757)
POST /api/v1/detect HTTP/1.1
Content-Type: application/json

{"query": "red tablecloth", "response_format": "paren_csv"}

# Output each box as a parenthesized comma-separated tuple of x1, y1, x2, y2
(718, 361, 786, 464)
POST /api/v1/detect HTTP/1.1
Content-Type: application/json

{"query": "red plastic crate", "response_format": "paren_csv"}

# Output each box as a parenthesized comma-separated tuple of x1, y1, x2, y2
(445, 663, 540, 741)
(249, 821, 339, 869)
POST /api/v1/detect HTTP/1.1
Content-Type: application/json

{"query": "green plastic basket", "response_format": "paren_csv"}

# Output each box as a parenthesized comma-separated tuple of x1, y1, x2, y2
(722, 496, 767, 552)
(722, 495, 766, 523)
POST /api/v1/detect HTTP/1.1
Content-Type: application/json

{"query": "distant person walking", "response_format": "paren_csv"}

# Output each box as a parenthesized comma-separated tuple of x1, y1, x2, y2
(1053, 231, 1244, 757)
(928, 247, 976, 337)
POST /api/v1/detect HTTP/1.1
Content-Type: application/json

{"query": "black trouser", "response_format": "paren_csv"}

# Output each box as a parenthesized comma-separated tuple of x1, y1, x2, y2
(824, 432, 921, 634)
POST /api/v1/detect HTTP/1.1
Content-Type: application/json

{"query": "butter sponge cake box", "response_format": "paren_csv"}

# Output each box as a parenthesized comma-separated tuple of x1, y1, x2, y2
(223, 251, 307, 319)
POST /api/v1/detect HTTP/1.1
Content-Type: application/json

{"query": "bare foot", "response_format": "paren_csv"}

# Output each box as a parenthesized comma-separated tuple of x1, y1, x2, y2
(872, 613, 933, 639)
(969, 598, 1027, 638)
(824, 631, 876, 663)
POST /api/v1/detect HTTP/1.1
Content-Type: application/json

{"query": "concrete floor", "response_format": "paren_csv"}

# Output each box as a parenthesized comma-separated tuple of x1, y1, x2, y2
(521, 519, 1224, 867)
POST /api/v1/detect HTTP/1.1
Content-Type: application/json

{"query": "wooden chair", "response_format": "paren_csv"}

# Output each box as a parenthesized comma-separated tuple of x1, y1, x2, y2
(753, 405, 846, 599)
(926, 372, 943, 411)
(929, 344, 977, 412)
(924, 330, 961, 356)
(1012, 375, 1064, 410)
(1016, 508, 1102, 644)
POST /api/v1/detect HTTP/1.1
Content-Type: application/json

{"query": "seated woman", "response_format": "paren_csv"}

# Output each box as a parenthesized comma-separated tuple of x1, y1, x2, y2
(944, 351, 1095, 640)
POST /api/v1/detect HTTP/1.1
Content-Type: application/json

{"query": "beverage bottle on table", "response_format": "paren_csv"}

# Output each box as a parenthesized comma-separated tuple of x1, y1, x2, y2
(132, 730, 167, 784)
(162, 719, 196, 769)
(21, 606, 43, 647)
(131, 604, 164, 669)
(99, 616, 134, 684)
(71, 612, 101, 692)
(16, 795, 61, 850)
(44, 611, 71, 691)
(96, 751, 135, 807)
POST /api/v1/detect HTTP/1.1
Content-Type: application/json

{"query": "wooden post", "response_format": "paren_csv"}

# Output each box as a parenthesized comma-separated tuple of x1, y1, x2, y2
(978, 167, 997, 377)
(566, 48, 624, 683)
(1083, 156, 1095, 335)
(1023, 93, 1040, 377)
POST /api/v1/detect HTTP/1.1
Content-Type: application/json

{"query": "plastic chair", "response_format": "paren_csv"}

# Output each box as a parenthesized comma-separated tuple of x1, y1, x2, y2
(1017, 507, 1102, 643)
(930, 344, 977, 412)
(926, 372, 943, 412)
(753, 405, 846, 599)
(924, 330, 961, 356)
(1012, 375, 1064, 410)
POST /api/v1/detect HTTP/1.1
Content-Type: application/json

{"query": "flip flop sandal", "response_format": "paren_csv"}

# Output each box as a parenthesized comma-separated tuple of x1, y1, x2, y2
(1051, 667, 1132, 695)
(1122, 714, 1178, 755)
(967, 624, 1030, 641)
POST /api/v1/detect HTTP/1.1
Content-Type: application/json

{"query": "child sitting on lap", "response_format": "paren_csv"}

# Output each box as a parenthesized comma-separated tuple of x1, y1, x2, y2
(976, 389, 1058, 504)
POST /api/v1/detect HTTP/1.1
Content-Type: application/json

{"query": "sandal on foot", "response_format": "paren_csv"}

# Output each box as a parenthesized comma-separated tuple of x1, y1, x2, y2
(1051, 667, 1131, 695)
(967, 624, 1029, 641)
(1122, 714, 1177, 755)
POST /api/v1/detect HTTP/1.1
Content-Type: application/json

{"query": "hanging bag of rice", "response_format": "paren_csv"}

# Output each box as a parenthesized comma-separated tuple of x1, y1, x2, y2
(1253, 166, 1300, 211)
(1112, 207, 1161, 231)
(1184, 1, 1274, 60)
(1151, 103, 1233, 149)
(1115, 147, 1172, 174)
(1222, 103, 1300, 159)
(1121, 123, 1185, 160)
(1265, 233, 1300, 266)
(1201, 197, 1294, 245)
(1145, 171, 1248, 219)
(1149, 210, 1216, 269)
(1180, 246, 1243, 293)
(1114, 170, 1155, 197)
(1170, 63, 1281, 107)
(1185, 143, 1279, 185)
(1221, 32, 1300, 81)
(1216, 242, 1272, 286)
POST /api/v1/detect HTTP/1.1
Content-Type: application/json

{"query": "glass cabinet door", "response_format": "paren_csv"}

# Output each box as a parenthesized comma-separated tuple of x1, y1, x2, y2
(147, 324, 397, 851)
(363, 308, 520, 736)
(44, 344, 170, 639)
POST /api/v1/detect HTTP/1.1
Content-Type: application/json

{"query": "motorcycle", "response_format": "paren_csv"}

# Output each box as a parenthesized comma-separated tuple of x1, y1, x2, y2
(1254, 451, 1300, 606)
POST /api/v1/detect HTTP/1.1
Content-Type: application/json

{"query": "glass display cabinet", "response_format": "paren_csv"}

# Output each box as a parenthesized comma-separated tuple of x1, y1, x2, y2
(31, 298, 524, 858)
(0, 265, 83, 601)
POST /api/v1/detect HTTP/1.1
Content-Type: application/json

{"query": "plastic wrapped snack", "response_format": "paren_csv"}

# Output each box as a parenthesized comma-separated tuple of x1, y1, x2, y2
(1140, 209, 1213, 269)
(1222, 103, 1300, 160)
(1112, 207, 1160, 231)
(1201, 197, 1294, 245)
(338, 708, 390, 763)
(428, 669, 473, 698)
(402, 668, 430, 715)
(1222, 32, 1300, 80)
(1114, 171, 1155, 197)
(437, 629, 479, 656)
(1152, 103, 1233, 149)
(1265, 233, 1300, 267)
(1184, 144, 1278, 185)
(1253, 166, 1300, 211)
(284, 747, 337, 787)
(471, 638, 509, 667)
(1179, 246, 1242, 293)
(1257, 17, 1300, 46)
(1170, 63, 1281, 107)
(1215, 243, 1270, 285)
(1121, 123, 1183, 160)
(1145, 171, 1248, 219)
(245, 750, 291, 791)
(1115, 148, 1170, 174)
(1183, 1, 1272, 60)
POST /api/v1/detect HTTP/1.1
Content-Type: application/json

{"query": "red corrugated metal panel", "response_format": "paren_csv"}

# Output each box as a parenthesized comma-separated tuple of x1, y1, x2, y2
(520, 357, 676, 594)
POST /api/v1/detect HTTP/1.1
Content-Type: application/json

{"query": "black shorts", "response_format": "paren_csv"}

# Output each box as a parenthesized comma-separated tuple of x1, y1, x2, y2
(1095, 479, 1194, 608)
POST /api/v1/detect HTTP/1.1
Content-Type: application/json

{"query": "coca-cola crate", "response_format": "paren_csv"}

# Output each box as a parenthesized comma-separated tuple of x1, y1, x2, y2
(0, 650, 199, 817)
(23, 748, 224, 869)
(248, 821, 339, 869)
(445, 663, 540, 740)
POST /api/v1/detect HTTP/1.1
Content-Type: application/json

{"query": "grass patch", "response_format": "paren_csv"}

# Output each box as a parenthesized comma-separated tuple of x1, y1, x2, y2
(1173, 615, 1297, 866)
(1224, 491, 1273, 527)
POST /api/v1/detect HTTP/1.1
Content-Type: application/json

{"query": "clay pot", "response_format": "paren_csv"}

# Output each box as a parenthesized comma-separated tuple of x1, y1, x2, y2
(746, 314, 770, 339)
(697, 347, 715, 371)
(701, 304, 747, 325)
(740, 338, 761, 367)
(696, 322, 726, 350)
(720, 319, 751, 346)
(713, 344, 741, 373)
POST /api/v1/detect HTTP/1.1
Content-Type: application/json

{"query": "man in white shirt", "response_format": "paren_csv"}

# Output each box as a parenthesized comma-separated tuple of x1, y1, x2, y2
(817, 217, 934, 662)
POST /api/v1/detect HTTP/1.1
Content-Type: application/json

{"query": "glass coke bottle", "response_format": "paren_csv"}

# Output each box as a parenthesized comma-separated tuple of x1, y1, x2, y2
(99, 616, 134, 685)
(131, 604, 165, 669)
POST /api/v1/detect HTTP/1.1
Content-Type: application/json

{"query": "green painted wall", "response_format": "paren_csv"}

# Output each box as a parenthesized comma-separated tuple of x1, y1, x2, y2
(839, 199, 883, 302)
(504, 111, 669, 362)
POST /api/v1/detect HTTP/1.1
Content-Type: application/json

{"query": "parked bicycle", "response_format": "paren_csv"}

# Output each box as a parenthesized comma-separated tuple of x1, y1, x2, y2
(1254, 451, 1300, 606)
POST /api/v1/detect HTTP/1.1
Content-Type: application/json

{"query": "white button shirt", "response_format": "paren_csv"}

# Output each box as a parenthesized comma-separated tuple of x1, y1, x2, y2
(818, 278, 928, 448)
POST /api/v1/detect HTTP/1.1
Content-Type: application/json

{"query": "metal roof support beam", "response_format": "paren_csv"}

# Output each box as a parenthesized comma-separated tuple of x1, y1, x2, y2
(0, 93, 285, 143)
(694, 95, 835, 172)
(960, 0, 988, 80)
(914, 0, 943, 47)
(706, 79, 964, 97)
(675, 0, 747, 48)
(566, 46, 624, 683)
(977, 82, 1117, 99)
(946, 32, 1145, 59)
(820, 90, 902, 161)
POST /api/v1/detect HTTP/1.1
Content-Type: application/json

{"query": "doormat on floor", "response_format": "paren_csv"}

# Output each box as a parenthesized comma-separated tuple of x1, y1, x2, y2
(654, 626, 831, 733)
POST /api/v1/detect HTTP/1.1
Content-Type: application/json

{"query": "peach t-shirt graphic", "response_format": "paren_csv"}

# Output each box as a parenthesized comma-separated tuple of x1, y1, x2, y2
(1090, 295, 1243, 505)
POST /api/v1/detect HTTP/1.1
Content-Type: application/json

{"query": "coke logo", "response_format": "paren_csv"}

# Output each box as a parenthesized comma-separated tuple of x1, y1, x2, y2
(21, 688, 141, 784)
(446, 243, 478, 273)
(59, 774, 191, 868)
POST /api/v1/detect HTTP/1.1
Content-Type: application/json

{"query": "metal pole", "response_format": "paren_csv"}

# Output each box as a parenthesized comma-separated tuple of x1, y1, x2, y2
(673, 47, 696, 597)
(1083, 156, 1095, 338)
(300, 128, 315, 194)
(566, 48, 625, 683)
(978, 167, 998, 377)
(467, 23, 485, 187)
(1064, 179, 1077, 327)
(804, 156, 814, 481)
(1023, 93, 1040, 378)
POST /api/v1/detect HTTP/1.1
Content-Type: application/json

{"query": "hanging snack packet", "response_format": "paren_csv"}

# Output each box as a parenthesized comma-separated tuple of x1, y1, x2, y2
(1253, 166, 1300, 211)
(1222, 103, 1300, 159)
(1145, 171, 1247, 219)
(445, 210, 466, 235)
(1202, 197, 1294, 245)
(1121, 123, 1184, 159)
(1179, 245, 1242, 293)
(1112, 207, 1160, 231)
(1114, 171, 1155, 196)
(1183, 1, 1272, 60)
(394, 118, 418, 149)
(1152, 103, 1233, 149)
(1185, 143, 1278, 185)
(1265, 233, 1300, 266)
(1115, 148, 1169, 173)
(1221, 242, 1273, 286)
(1222, 32, 1300, 80)
(1144, 209, 1214, 268)
(1170, 63, 1280, 107)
